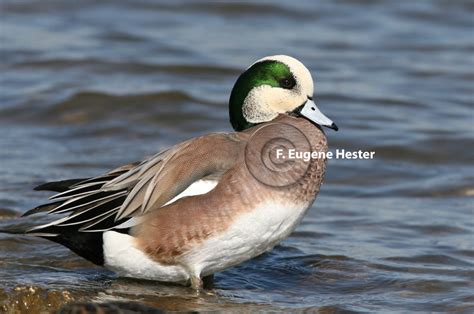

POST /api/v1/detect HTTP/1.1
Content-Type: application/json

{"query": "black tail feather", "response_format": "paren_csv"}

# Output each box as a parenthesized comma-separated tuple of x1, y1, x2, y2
(0, 226, 28, 234)
(13, 173, 135, 266)
(34, 178, 90, 192)
(22, 200, 64, 217)
(40, 230, 105, 265)
(0, 223, 105, 265)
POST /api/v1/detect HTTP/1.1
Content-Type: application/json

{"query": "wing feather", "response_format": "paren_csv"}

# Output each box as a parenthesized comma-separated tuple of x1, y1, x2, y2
(49, 181, 108, 200)
(23, 133, 247, 234)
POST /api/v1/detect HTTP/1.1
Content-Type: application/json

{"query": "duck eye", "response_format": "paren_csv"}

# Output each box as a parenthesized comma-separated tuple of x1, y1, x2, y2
(279, 77, 295, 89)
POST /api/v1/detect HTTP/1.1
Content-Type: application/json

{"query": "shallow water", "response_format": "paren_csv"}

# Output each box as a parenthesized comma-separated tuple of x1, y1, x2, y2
(0, 0, 473, 312)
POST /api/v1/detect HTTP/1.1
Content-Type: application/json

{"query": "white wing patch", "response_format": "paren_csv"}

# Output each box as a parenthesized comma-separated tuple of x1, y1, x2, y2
(113, 179, 218, 229)
(164, 179, 218, 205)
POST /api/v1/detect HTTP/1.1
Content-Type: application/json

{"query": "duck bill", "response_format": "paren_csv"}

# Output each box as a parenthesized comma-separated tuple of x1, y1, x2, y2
(299, 99, 338, 131)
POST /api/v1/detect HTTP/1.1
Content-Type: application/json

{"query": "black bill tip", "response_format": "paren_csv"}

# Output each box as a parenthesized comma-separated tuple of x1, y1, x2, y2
(329, 122, 339, 131)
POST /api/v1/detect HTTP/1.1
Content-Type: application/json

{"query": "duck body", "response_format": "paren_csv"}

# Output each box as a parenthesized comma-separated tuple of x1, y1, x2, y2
(2, 55, 337, 288)
(103, 116, 328, 284)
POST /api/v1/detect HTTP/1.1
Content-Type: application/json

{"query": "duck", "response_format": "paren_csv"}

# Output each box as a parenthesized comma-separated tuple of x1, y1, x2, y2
(2, 55, 338, 289)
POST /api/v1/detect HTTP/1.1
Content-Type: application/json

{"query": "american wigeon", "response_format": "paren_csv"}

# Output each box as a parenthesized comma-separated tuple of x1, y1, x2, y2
(4, 55, 337, 289)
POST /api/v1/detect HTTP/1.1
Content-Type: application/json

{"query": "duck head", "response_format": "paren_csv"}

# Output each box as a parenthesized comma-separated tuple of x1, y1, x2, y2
(229, 55, 338, 132)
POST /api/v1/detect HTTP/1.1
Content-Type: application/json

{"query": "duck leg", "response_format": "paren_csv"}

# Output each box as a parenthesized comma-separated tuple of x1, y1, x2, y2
(190, 275, 203, 290)
(202, 274, 214, 289)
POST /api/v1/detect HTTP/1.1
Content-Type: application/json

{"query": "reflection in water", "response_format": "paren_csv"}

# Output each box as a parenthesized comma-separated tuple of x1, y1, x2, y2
(0, 0, 473, 312)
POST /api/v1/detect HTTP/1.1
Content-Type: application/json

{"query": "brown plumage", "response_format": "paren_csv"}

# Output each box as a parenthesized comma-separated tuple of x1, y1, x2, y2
(133, 114, 328, 264)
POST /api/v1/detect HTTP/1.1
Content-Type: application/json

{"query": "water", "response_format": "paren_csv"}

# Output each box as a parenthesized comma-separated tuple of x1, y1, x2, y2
(0, 0, 473, 312)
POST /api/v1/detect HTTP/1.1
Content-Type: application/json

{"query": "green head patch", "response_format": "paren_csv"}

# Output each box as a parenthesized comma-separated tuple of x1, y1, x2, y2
(229, 60, 296, 131)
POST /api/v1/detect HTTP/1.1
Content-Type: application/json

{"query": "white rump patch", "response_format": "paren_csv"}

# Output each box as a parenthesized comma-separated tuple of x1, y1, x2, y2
(103, 231, 189, 282)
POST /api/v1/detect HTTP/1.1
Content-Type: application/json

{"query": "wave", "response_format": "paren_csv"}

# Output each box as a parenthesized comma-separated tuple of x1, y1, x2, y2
(13, 59, 240, 76)
(0, 90, 224, 125)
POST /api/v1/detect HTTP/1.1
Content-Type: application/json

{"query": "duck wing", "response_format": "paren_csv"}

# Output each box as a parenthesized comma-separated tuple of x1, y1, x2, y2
(24, 132, 246, 234)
